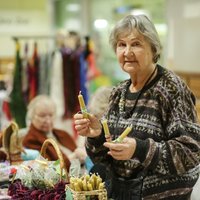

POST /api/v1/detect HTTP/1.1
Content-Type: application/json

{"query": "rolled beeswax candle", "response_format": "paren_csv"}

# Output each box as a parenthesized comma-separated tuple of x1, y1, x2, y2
(78, 91, 88, 118)
(115, 126, 132, 143)
(102, 119, 111, 141)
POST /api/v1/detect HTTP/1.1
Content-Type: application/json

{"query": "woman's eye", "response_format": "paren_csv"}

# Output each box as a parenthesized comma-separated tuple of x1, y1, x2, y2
(132, 42, 140, 46)
(117, 42, 125, 47)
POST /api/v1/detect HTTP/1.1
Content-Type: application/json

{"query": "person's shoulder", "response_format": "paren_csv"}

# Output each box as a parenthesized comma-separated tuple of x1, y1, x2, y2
(110, 79, 130, 100)
(156, 65, 194, 99)
(112, 79, 130, 92)
(157, 65, 187, 88)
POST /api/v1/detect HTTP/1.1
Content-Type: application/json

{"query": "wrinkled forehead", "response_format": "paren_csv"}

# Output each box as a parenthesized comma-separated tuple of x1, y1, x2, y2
(117, 28, 142, 41)
(34, 100, 56, 114)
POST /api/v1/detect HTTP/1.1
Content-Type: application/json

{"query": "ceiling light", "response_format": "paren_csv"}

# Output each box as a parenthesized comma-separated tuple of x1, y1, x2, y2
(94, 19, 108, 29)
(66, 4, 80, 12)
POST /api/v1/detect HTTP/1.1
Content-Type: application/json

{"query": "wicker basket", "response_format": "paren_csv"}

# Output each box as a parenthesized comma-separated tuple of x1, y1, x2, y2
(42, 139, 108, 199)
(2, 121, 24, 165)
(8, 138, 68, 199)
(66, 186, 107, 200)
(40, 138, 68, 182)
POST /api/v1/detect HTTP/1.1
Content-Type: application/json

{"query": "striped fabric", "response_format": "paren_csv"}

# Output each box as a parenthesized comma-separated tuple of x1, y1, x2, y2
(86, 65, 200, 200)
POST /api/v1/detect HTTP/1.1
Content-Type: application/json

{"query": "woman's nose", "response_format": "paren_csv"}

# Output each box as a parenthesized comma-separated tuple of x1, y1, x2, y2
(124, 46, 133, 56)
(45, 116, 53, 122)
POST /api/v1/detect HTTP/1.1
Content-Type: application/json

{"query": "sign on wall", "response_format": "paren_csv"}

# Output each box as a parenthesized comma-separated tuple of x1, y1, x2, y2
(0, 11, 51, 35)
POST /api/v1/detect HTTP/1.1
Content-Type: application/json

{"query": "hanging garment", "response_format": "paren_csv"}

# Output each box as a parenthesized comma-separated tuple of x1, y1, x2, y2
(61, 47, 81, 119)
(49, 50, 65, 119)
(9, 41, 27, 128)
(21, 42, 29, 105)
(28, 42, 39, 101)
(38, 52, 52, 95)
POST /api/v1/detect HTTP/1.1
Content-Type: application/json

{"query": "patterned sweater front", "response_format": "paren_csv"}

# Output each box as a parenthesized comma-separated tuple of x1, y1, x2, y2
(86, 65, 200, 199)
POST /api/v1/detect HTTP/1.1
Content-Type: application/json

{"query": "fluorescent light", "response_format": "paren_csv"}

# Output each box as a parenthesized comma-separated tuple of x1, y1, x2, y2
(94, 19, 108, 29)
(66, 4, 80, 12)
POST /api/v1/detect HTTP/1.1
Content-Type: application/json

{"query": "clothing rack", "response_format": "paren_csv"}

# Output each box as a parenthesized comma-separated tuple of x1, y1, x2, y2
(12, 35, 55, 42)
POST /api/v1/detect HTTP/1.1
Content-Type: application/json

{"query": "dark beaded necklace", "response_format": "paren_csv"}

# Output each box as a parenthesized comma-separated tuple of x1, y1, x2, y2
(119, 66, 157, 118)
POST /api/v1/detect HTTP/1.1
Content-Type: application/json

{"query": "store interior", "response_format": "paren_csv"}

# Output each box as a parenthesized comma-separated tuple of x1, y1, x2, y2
(0, 0, 200, 125)
(0, 0, 200, 199)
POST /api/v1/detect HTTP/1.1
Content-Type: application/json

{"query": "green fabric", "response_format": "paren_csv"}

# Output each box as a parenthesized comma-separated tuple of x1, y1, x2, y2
(9, 42, 27, 128)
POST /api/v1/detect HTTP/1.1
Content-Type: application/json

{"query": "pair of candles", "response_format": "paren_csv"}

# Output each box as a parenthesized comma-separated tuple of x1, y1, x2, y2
(102, 119, 132, 143)
(78, 91, 132, 142)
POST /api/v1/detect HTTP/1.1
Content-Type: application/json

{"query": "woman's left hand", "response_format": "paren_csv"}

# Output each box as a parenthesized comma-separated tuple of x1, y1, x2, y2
(103, 137, 137, 160)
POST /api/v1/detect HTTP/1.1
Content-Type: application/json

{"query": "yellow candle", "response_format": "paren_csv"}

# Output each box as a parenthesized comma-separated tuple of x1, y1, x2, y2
(78, 91, 88, 118)
(115, 126, 132, 143)
(101, 119, 111, 141)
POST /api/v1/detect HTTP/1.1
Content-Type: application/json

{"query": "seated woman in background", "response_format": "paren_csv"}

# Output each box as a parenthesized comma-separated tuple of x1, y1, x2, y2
(23, 95, 78, 171)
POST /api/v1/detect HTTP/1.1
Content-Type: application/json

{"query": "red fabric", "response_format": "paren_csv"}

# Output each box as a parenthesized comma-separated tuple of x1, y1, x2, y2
(23, 124, 77, 171)
(86, 53, 101, 80)
(2, 100, 12, 120)
(28, 43, 39, 101)
(61, 48, 81, 119)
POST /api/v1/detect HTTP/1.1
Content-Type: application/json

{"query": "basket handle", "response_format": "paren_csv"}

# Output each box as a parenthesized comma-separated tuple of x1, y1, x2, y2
(40, 138, 69, 182)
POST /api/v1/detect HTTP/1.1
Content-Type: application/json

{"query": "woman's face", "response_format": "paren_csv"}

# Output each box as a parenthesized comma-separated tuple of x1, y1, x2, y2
(116, 29, 154, 75)
(32, 101, 55, 133)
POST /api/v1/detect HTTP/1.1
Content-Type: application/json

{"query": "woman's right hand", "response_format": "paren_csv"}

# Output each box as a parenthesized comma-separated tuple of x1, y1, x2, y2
(73, 113, 102, 138)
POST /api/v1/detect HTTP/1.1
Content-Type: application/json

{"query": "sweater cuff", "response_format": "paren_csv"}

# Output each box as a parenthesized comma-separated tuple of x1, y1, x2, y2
(133, 138, 149, 163)
(87, 131, 105, 147)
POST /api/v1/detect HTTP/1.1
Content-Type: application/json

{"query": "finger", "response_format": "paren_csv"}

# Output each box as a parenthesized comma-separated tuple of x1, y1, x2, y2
(74, 118, 89, 126)
(76, 126, 90, 136)
(74, 124, 89, 131)
(108, 151, 124, 160)
(110, 148, 123, 153)
(104, 142, 124, 150)
(74, 112, 84, 119)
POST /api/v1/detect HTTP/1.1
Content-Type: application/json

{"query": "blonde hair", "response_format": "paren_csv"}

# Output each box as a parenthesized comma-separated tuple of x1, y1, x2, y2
(26, 95, 56, 125)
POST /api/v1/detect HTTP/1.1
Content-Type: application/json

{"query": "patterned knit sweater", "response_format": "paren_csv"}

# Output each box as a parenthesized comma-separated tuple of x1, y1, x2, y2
(86, 65, 200, 200)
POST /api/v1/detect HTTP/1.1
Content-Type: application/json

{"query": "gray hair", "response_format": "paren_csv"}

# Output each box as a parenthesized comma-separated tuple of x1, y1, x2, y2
(109, 14, 162, 63)
(26, 95, 56, 125)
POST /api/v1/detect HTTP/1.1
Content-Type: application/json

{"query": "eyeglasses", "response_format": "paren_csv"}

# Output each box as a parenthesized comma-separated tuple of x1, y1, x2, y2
(34, 113, 55, 121)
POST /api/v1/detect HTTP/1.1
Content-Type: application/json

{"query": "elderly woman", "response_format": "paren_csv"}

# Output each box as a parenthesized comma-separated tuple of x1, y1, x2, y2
(23, 95, 77, 171)
(74, 15, 200, 200)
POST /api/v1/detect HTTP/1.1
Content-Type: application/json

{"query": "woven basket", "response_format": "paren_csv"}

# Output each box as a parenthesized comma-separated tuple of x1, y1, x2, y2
(2, 121, 24, 165)
(8, 138, 67, 199)
(42, 139, 107, 199)
(40, 138, 68, 182)
(66, 186, 107, 200)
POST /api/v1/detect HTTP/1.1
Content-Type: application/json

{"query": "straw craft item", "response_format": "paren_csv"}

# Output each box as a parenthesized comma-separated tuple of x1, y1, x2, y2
(2, 121, 24, 165)
(67, 188, 108, 200)
(40, 138, 68, 182)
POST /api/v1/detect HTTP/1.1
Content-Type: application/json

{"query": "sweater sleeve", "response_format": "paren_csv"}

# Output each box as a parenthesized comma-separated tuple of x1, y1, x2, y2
(133, 79, 200, 175)
(85, 129, 111, 164)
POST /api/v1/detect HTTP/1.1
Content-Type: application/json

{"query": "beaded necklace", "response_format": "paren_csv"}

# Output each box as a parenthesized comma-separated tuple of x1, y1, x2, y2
(119, 66, 157, 118)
